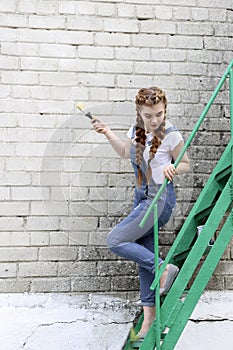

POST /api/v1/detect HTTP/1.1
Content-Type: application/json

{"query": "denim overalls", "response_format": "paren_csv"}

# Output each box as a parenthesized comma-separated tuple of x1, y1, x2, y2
(107, 126, 177, 306)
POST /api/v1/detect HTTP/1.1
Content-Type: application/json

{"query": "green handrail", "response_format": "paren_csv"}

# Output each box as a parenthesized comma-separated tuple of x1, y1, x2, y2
(140, 59, 233, 230)
(138, 59, 233, 299)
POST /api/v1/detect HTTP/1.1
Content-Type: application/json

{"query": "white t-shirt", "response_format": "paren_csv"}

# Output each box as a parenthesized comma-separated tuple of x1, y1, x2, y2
(127, 121, 183, 184)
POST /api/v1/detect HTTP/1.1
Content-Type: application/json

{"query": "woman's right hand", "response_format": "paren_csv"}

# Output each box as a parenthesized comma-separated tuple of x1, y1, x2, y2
(91, 118, 109, 134)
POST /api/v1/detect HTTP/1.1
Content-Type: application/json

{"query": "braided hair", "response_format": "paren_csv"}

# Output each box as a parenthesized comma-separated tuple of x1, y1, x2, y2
(135, 87, 167, 186)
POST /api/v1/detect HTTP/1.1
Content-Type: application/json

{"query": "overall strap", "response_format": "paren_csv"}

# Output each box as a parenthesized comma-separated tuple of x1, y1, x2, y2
(165, 126, 178, 134)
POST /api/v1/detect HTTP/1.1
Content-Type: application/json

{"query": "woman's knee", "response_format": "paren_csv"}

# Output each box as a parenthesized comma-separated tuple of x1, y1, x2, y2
(106, 228, 120, 250)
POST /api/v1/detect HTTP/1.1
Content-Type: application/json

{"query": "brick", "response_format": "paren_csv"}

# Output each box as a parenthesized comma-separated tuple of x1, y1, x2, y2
(69, 232, 89, 246)
(0, 28, 17, 41)
(0, 14, 27, 28)
(30, 202, 69, 216)
(136, 5, 155, 19)
(135, 62, 170, 75)
(12, 86, 31, 99)
(18, 0, 36, 13)
(39, 247, 77, 261)
(171, 62, 207, 76)
(187, 50, 223, 64)
(97, 261, 137, 276)
(67, 17, 103, 31)
(78, 247, 117, 261)
(207, 275, 225, 290)
(31, 232, 50, 246)
(117, 3, 135, 17)
(76, 73, 115, 87)
(60, 217, 98, 231)
(173, 7, 191, 20)
(0, 0, 16, 12)
(103, 18, 139, 33)
(0, 218, 24, 231)
(0, 56, 18, 70)
(9, 232, 30, 246)
(0, 263, 17, 278)
(0, 187, 10, 201)
(78, 45, 114, 59)
(117, 74, 155, 88)
(215, 261, 233, 275)
(26, 217, 60, 231)
(21, 57, 58, 71)
(89, 187, 126, 201)
(132, 34, 167, 48)
(59, 1, 76, 14)
(225, 277, 233, 290)
(0, 202, 29, 216)
(1, 42, 39, 56)
(77, 1, 96, 15)
(168, 35, 204, 49)
(0, 279, 30, 293)
(89, 87, 108, 101)
(115, 47, 150, 61)
(71, 276, 111, 292)
(29, 15, 65, 29)
(208, 9, 226, 22)
(58, 261, 97, 277)
(39, 44, 76, 58)
(0, 248, 38, 262)
(1, 71, 38, 85)
(89, 231, 108, 246)
(97, 3, 116, 17)
(151, 48, 186, 62)
(31, 277, 71, 292)
(111, 276, 139, 291)
(39, 72, 77, 86)
(71, 173, 108, 186)
(11, 187, 49, 201)
(196, 0, 233, 8)
(50, 232, 69, 245)
(204, 37, 233, 50)
(18, 28, 56, 43)
(70, 87, 89, 100)
(69, 201, 107, 216)
(37, 1, 57, 14)
(214, 23, 233, 37)
(140, 20, 176, 34)
(19, 262, 57, 277)
(177, 22, 214, 35)
(155, 6, 173, 19)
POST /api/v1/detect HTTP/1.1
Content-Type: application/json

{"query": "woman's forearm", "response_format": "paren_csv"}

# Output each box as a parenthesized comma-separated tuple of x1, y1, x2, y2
(175, 161, 190, 175)
(104, 128, 130, 159)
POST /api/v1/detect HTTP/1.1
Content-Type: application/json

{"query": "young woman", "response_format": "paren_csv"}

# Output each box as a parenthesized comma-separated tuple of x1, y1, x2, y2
(92, 87, 190, 338)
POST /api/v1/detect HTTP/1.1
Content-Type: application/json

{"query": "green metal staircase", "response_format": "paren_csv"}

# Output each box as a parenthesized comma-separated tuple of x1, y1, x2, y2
(123, 59, 233, 350)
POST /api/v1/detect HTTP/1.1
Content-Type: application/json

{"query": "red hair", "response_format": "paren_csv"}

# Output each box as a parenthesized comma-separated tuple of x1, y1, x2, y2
(135, 87, 167, 186)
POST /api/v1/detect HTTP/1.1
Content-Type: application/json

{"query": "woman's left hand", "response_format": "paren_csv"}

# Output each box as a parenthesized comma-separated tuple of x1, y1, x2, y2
(163, 164, 176, 182)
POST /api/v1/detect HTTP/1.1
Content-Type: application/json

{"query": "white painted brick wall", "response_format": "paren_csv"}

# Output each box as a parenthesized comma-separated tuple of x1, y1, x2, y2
(0, 0, 232, 293)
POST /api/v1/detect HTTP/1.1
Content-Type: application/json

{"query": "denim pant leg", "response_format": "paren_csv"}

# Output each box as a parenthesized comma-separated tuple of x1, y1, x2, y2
(107, 198, 157, 274)
(137, 185, 176, 306)
(107, 183, 176, 306)
(137, 232, 163, 306)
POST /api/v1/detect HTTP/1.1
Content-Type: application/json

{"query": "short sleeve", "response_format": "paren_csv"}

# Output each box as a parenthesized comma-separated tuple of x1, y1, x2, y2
(165, 131, 183, 151)
(127, 125, 135, 140)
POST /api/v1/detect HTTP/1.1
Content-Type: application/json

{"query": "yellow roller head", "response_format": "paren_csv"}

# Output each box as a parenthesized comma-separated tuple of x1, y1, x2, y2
(76, 103, 85, 111)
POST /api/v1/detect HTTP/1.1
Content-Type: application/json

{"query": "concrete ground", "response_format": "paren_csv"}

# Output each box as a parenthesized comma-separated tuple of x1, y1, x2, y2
(0, 291, 232, 350)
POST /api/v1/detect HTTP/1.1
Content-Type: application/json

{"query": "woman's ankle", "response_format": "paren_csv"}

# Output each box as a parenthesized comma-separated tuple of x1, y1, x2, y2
(140, 306, 156, 333)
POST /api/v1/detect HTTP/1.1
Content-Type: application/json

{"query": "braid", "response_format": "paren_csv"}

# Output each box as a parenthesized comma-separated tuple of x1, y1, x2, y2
(146, 119, 166, 183)
(134, 87, 167, 185)
(135, 111, 146, 187)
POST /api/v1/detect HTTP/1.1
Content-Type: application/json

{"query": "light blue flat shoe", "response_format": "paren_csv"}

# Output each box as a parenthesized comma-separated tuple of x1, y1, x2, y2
(160, 264, 179, 296)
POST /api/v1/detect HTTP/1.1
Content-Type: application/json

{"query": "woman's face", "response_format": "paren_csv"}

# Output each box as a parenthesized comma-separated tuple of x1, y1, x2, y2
(139, 102, 165, 133)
